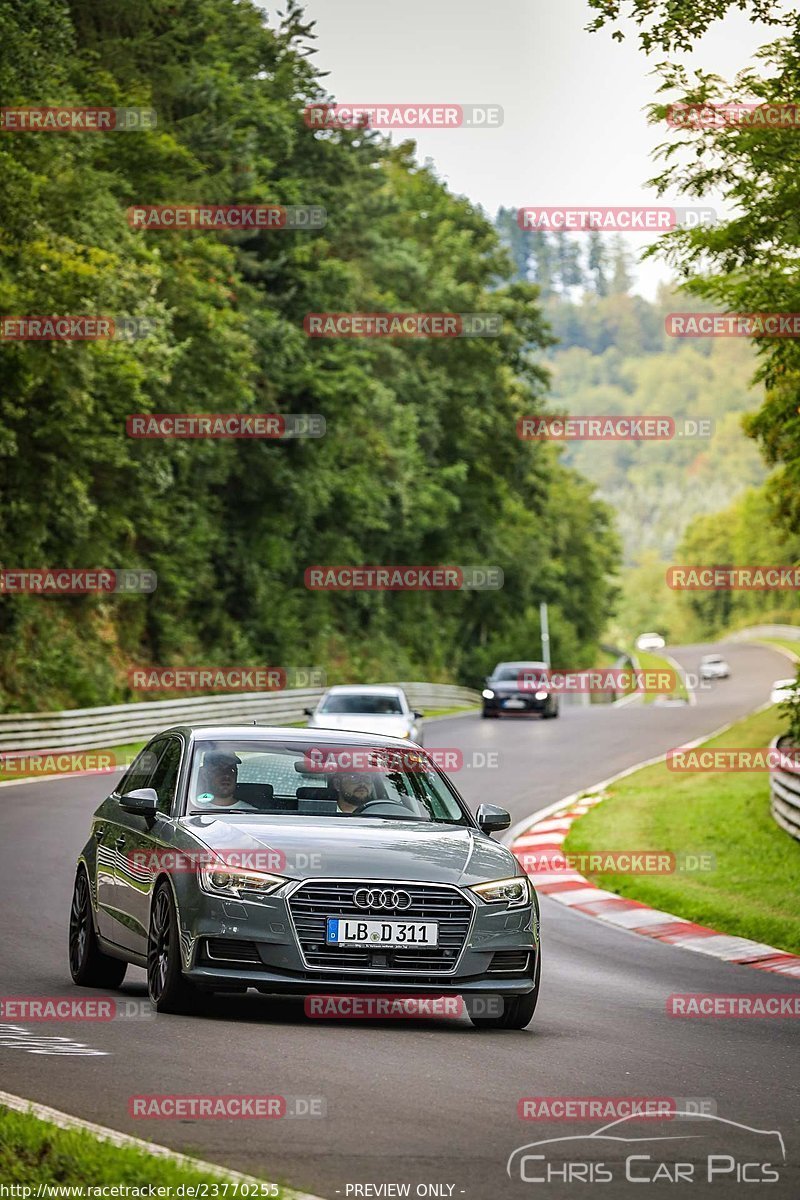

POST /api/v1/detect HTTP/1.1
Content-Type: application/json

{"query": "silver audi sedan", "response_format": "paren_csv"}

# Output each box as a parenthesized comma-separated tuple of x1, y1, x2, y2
(69, 725, 541, 1028)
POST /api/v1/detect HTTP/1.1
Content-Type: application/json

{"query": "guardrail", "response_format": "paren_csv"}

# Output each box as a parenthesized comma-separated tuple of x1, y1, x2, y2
(769, 736, 800, 842)
(728, 624, 800, 642)
(0, 683, 481, 754)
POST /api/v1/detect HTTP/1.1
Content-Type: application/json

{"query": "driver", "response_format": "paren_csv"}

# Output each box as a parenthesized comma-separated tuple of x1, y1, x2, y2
(330, 770, 378, 815)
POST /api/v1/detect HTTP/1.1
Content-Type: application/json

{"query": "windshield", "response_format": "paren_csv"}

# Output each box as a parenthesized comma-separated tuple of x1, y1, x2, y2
(185, 740, 467, 824)
(491, 665, 545, 682)
(318, 693, 404, 715)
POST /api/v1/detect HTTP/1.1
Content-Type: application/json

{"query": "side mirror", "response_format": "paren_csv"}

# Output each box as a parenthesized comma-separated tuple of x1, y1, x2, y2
(119, 787, 158, 817)
(475, 803, 511, 834)
(303, 708, 314, 717)
(413, 710, 424, 720)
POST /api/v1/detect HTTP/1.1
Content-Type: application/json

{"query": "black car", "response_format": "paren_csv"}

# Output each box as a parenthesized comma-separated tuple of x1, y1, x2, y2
(482, 661, 560, 719)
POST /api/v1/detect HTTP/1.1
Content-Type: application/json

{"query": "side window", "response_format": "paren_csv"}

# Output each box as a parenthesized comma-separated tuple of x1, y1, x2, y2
(149, 738, 183, 816)
(119, 741, 164, 797)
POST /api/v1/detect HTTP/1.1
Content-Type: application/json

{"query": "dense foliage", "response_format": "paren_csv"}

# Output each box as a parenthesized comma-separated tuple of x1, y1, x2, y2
(0, 0, 620, 710)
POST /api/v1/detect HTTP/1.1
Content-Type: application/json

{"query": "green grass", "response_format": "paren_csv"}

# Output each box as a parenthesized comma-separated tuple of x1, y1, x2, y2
(564, 706, 800, 954)
(0, 1105, 285, 1192)
(634, 649, 689, 704)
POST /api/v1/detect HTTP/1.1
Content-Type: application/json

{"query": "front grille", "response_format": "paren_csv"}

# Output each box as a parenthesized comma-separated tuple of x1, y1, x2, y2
(489, 949, 530, 974)
(204, 938, 261, 965)
(288, 881, 474, 974)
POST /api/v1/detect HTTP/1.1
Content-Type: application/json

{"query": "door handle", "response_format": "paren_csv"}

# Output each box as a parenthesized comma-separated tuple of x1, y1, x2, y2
(94, 826, 105, 841)
(115, 835, 126, 849)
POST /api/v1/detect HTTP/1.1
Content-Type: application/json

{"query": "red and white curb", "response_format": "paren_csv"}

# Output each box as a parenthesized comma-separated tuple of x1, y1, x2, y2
(511, 788, 800, 981)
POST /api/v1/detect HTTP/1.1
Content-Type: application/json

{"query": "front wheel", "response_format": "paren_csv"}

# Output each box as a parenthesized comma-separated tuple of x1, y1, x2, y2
(469, 951, 541, 1030)
(147, 883, 197, 1014)
(69, 868, 128, 988)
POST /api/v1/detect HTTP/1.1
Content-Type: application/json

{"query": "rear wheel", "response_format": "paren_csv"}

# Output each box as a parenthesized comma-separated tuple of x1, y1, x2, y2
(469, 951, 541, 1030)
(147, 883, 197, 1014)
(69, 868, 128, 988)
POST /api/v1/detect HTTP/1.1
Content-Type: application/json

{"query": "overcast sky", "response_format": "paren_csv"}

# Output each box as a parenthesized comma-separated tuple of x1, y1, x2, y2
(260, 0, 771, 296)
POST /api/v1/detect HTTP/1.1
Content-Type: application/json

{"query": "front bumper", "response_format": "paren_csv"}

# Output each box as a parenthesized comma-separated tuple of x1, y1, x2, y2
(484, 694, 549, 714)
(175, 878, 539, 996)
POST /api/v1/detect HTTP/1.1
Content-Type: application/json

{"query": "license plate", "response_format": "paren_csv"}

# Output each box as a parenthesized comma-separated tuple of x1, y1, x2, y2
(503, 697, 526, 709)
(326, 918, 438, 947)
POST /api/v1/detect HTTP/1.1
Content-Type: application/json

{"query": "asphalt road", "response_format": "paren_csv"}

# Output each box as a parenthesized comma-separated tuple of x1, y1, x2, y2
(0, 639, 798, 1199)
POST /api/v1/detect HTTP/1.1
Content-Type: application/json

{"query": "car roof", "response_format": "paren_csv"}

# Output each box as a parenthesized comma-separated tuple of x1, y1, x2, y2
(492, 660, 548, 669)
(155, 724, 416, 748)
(322, 684, 405, 695)
(701, 654, 723, 661)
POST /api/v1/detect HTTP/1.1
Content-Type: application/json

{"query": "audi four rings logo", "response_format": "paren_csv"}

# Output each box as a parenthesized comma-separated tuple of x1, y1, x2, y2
(353, 888, 413, 911)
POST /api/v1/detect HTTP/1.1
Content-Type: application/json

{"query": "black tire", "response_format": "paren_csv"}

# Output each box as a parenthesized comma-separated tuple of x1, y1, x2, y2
(482, 709, 498, 719)
(543, 706, 559, 719)
(469, 950, 541, 1030)
(147, 882, 197, 1014)
(69, 867, 128, 988)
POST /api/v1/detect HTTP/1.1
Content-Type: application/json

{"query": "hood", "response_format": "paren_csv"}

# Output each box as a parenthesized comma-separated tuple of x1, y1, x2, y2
(180, 815, 516, 886)
(308, 713, 411, 737)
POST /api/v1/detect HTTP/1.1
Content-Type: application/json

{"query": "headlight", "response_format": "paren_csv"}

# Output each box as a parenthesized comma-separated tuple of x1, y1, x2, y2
(470, 876, 531, 908)
(199, 864, 288, 899)
(534, 690, 548, 700)
(482, 689, 495, 699)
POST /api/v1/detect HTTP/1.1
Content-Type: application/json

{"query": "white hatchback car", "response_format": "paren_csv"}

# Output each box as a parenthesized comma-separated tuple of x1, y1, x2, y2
(305, 685, 424, 744)
(635, 632, 666, 652)
(699, 654, 730, 680)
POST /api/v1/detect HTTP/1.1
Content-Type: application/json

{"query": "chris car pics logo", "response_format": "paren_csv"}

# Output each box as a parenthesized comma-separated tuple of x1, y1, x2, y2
(507, 1111, 785, 1185)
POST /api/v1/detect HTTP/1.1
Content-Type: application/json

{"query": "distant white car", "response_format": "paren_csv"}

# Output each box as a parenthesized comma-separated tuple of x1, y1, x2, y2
(770, 678, 797, 705)
(635, 632, 666, 652)
(305, 685, 424, 744)
(699, 654, 730, 681)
